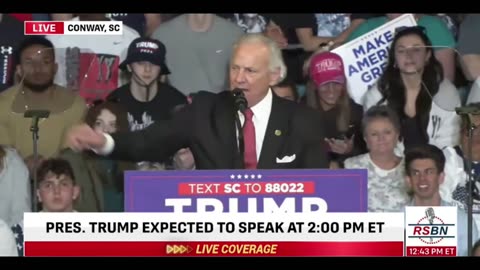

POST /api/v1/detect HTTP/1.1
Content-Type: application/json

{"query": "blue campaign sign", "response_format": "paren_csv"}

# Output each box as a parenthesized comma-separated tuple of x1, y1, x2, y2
(124, 169, 368, 213)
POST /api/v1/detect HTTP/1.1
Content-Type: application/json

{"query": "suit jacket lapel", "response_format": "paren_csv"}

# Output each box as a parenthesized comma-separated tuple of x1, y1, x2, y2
(213, 93, 243, 169)
(257, 94, 292, 169)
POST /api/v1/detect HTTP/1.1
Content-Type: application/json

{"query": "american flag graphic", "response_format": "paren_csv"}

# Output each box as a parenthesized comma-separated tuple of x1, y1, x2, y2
(11, 224, 23, 256)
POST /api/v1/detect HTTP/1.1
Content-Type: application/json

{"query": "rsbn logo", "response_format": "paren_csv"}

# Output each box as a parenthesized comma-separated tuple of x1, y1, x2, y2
(409, 207, 454, 244)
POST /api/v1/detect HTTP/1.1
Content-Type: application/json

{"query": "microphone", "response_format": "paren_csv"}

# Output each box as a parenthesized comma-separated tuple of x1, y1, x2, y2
(24, 110, 50, 132)
(425, 207, 435, 242)
(231, 88, 247, 164)
(232, 88, 248, 113)
(425, 207, 435, 224)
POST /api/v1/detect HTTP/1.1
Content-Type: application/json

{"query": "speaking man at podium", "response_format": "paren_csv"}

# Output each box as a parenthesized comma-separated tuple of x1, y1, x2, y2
(66, 34, 328, 169)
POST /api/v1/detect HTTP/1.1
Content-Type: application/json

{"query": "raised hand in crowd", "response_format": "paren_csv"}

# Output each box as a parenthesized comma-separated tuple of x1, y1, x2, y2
(264, 21, 288, 49)
(66, 124, 106, 153)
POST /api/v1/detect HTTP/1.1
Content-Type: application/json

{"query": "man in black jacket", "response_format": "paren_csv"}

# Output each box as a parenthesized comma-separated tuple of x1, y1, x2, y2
(66, 33, 328, 169)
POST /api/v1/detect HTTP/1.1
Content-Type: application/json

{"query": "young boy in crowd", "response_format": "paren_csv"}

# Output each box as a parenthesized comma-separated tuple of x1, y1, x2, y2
(36, 158, 80, 212)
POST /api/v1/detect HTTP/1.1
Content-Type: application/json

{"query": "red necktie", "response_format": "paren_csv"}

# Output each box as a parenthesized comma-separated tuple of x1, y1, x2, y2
(243, 108, 257, 169)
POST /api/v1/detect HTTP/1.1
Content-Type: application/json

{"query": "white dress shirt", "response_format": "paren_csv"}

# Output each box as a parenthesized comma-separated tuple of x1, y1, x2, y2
(98, 89, 274, 161)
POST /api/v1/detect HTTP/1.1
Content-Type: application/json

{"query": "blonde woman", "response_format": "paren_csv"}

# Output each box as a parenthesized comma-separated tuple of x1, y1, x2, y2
(304, 49, 366, 167)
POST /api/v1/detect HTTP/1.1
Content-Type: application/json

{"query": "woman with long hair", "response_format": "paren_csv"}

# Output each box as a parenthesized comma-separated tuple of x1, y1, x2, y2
(363, 26, 461, 152)
(304, 49, 366, 167)
(59, 100, 136, 212)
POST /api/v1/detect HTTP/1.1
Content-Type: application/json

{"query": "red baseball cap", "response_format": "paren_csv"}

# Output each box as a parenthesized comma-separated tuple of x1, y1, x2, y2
(309, 52, 346, 87)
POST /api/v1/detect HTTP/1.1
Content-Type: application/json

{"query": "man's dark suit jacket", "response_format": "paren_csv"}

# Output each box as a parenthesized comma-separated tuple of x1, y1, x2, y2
(109, 90, 328, 169)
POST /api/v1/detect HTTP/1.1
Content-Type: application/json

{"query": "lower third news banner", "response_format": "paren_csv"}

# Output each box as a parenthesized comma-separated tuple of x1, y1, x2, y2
(23, 213, 405, 256)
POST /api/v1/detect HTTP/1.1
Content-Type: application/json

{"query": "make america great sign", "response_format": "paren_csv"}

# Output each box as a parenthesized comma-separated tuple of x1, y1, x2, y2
(332, 14, 417, 104)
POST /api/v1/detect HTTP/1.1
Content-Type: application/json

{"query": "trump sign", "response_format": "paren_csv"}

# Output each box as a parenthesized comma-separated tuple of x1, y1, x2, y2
(124, 169, 368, 213)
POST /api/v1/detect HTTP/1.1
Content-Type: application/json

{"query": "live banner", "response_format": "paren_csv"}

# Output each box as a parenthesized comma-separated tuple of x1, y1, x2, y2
(332, 14, 417, 104)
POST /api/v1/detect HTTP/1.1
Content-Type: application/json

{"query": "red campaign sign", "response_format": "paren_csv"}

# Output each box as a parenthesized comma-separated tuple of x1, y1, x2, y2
(78, 53, 120, 104)
(178, 182, 316, 195)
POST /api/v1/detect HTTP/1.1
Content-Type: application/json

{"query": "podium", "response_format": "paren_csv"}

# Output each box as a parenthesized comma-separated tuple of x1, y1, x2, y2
(124, 169, 368, 213)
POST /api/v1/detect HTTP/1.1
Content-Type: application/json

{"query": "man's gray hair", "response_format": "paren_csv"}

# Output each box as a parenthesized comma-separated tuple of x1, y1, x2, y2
(233, 33, 287, 83)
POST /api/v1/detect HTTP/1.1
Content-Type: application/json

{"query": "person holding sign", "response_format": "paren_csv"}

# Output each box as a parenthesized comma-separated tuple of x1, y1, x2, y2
(362, 26, 461, 153)
(303, 49, 366, 168)
(347, 14, 456, 82)
(65, 33, 329, 169)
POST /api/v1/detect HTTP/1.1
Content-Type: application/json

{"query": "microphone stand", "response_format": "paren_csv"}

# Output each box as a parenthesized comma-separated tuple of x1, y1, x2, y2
(232, 89, 247, 168)
(24, 109, 50, 212)
(465, 115, 476, 256)
(30, 116, 40, 212)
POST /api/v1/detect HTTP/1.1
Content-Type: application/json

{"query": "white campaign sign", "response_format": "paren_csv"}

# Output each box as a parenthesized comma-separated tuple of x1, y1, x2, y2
(332, 14, 417, 104)
(23, 212, 405, 242)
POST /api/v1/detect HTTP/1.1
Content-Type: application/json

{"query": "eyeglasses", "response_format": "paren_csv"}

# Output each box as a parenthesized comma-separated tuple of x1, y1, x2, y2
(394, 25, 427, 35)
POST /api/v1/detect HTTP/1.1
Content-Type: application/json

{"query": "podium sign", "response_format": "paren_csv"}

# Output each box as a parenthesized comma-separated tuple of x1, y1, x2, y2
(125, 169, 368, 213)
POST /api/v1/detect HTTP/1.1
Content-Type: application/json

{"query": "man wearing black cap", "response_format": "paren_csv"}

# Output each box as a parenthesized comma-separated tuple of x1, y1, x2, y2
(107, 37, 187, 169)
(108, 37, 186, 131)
